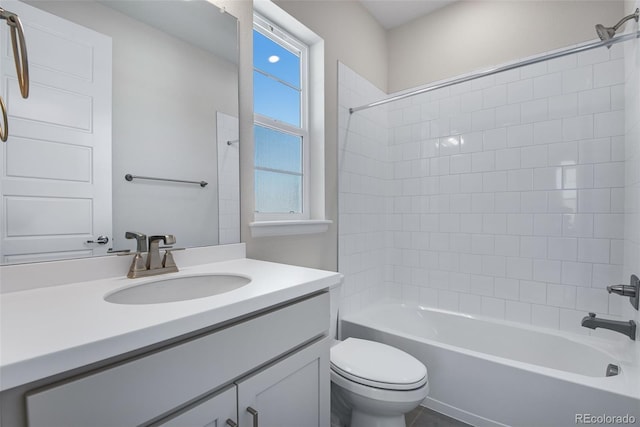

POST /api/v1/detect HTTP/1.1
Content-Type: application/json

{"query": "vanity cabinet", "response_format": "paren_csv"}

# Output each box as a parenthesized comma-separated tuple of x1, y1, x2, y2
(21, 292, 329, 427)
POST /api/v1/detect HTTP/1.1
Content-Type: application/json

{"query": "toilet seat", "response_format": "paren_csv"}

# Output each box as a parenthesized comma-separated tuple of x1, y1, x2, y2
(330, 338, 427, 391)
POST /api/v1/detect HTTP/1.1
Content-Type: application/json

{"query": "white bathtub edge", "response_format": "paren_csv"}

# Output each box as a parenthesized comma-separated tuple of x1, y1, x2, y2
(342, 302, 640, 400)
(422, 398, 510, 427)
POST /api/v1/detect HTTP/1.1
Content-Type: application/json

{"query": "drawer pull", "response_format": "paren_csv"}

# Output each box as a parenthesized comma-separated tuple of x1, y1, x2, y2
(225, 419, 238, 427)
(247, 407, 259, 427)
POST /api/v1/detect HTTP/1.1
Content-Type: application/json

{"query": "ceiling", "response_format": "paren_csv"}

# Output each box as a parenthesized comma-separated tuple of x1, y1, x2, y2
(359, 0, 458, 29)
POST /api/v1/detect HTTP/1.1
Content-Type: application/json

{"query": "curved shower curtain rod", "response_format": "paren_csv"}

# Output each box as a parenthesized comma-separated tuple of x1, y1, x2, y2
(349, 31, 640, 114)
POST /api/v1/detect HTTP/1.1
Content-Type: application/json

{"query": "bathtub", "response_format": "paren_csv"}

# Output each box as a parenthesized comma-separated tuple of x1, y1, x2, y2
(340, 304, 640, 427)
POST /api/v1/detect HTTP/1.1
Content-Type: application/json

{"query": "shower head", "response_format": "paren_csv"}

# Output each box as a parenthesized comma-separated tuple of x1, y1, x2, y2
(595, 8, 639, 48)
(595, 24, 616, 42)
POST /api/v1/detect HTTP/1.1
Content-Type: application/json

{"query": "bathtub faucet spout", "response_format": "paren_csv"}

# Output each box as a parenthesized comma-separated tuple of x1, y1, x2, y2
(581, 312, 636, 340)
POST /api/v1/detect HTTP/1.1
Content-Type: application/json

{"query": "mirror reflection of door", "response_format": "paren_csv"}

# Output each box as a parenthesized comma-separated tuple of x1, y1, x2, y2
(0, 0, 112, 263)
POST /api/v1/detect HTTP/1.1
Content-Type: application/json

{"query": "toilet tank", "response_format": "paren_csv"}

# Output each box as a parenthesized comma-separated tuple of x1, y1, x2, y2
(329, 280, 343, 341)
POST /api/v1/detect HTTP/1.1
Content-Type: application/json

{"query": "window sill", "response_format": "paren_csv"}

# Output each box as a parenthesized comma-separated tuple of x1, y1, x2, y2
(249, 220, 332, 238)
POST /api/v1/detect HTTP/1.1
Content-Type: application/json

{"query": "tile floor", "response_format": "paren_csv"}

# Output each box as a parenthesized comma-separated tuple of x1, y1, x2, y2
(406, 406, 471, 427)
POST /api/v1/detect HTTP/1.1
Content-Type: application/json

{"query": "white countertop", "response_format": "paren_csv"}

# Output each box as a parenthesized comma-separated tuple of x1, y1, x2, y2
(0, 258, 342, 391)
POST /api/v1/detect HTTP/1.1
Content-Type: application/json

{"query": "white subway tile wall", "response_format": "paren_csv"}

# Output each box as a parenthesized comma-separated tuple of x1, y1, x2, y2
(624, 4, 640, 335)
(339, 37, 637, 340)
(338, 62, 390, 314)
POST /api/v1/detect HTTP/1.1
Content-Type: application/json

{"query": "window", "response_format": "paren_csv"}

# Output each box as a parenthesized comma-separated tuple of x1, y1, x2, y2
(253, 14, 309, 220)
(249, 3, 329, 237)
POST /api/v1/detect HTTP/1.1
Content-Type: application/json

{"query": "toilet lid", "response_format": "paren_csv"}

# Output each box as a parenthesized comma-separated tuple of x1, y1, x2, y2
(330, 338, 427, 391)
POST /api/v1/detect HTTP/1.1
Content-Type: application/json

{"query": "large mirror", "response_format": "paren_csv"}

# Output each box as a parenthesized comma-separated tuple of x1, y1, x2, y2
(0, 0, 240, 264)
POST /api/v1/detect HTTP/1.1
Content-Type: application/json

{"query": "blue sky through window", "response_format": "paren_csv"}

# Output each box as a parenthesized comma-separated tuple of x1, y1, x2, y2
(254, 31, 300, 87)
(253, 28, 304, 213)
(253, 30, 301, 127)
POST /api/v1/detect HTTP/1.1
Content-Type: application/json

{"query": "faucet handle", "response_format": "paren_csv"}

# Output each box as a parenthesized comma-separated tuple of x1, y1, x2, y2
(149, 235, 176, 246)
(606, 275, 640, 311)
(587, 312, 596, 318)
(162, 250, 179, 270)
(125, 231, 147, 253)
(607, 284, 636, 297)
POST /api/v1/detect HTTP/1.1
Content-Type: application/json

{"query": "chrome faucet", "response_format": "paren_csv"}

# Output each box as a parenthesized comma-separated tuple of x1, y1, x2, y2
(147, 235, 177, 270)
(581, 312, 636, 340)
(124, 232, 179, 278)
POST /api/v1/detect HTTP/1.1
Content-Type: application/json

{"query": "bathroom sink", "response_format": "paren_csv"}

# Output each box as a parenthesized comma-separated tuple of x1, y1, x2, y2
(104, 274, 251, 305)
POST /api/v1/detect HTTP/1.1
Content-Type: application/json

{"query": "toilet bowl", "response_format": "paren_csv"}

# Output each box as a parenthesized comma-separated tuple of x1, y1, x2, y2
(328, 282, 429, 427)
(330, 338, 429, 427)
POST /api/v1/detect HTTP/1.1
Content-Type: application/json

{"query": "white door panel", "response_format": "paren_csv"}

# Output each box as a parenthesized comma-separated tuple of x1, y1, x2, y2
(5, 197, 92, 236)
(0, 0, 112, 263)
(6, 136, 92, 181)
(4, 249, 91, 264)
(8, 80, 94, 130)
(19, 18, 94, 81)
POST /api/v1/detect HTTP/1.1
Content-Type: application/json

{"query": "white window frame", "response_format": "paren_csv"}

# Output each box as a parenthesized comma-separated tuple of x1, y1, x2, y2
(253, 13, 310, 221)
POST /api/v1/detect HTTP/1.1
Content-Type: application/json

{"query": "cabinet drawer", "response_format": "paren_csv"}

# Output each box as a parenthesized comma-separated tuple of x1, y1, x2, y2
(26, 292, 328, 427)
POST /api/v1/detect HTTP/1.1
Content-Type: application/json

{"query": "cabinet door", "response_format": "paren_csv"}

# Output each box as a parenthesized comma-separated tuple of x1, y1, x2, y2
(236, 338, 329, 427)
(159, 385, 237, 427)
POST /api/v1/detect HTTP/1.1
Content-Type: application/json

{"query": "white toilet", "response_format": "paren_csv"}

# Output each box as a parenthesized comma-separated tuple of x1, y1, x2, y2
(329, 285, 429, 427)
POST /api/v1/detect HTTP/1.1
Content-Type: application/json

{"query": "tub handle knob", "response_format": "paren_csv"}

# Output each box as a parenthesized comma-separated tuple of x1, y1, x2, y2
(606, 274, 639, 311)
(607, 284, 636, 297)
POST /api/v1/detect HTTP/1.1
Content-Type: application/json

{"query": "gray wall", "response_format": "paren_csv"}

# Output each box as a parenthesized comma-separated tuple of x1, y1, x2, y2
(387, 1, 624, 92)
